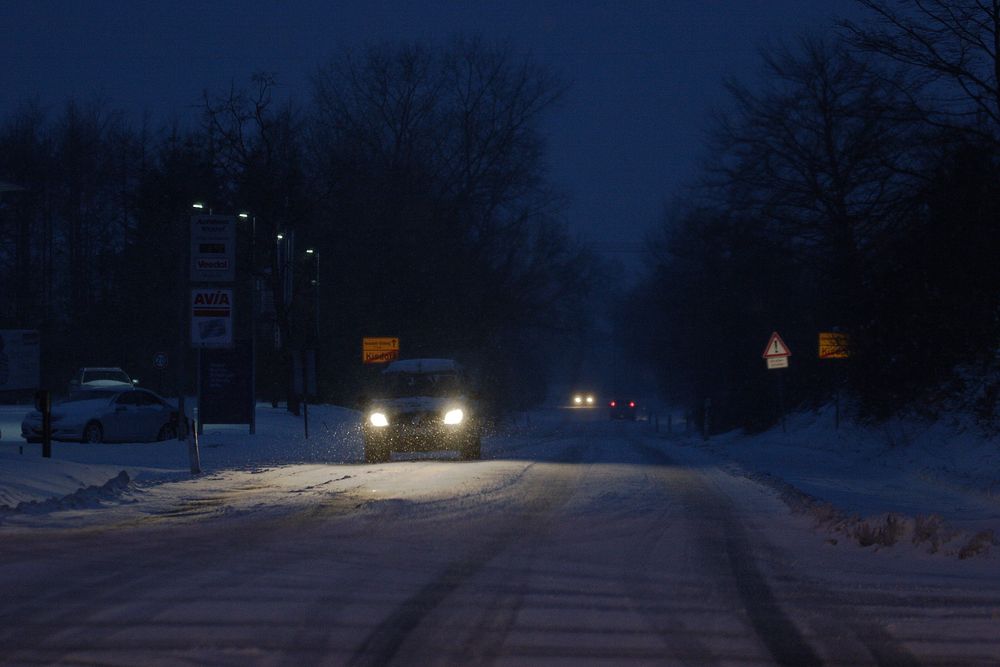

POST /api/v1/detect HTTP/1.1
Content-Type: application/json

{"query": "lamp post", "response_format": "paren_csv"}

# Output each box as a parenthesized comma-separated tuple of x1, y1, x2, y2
(239, 212, 257, 435)
(305, 248, 319, 344)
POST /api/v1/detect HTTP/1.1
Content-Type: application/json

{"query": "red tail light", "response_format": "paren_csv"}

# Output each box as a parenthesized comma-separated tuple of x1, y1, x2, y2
(629, 401, 635, 408)
(610, 401, 616, 407)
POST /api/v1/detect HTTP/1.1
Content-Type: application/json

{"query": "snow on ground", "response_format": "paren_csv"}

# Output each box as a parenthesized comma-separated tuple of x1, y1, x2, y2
(1, 400, 998, 559)
(0, 403, 363, 509)
(659, 403, 1000, 558)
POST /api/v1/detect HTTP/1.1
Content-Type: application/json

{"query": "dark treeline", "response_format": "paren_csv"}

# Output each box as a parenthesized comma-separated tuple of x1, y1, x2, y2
(0, 38, 599, 411)
(624, 0, 1000, 432)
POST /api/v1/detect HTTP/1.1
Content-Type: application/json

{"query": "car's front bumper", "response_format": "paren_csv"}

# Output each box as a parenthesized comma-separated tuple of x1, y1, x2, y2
(363, 421, 476, 452)
(21, 420, 85, 442)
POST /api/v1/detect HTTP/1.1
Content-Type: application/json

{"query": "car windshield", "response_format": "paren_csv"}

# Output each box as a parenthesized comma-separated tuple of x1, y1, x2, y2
(58, 389, 118, 404)
(382, 372, 462, 398)
(83, 370, 130, 383)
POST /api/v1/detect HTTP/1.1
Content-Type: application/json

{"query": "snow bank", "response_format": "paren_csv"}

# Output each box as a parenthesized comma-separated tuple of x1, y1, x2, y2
(676, 403, 1000, 558)
(0, 403, 364, 511)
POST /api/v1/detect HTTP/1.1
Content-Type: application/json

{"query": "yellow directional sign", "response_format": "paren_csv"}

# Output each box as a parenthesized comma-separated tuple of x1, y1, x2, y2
(819, 332, 850, 359)
(362, 337, 399, 364)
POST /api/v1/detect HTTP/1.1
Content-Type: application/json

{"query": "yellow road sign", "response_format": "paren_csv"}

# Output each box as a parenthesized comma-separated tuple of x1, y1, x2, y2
(818, 332, 849, 359)
(362, 337, 399, 364)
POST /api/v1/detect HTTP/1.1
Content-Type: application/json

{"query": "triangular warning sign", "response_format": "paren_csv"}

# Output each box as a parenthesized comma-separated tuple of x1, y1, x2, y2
(762, 331, 791, 358)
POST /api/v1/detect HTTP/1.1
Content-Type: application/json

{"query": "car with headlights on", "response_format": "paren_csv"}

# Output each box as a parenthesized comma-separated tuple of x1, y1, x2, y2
(571, 391, 596, 407)
(362, 358, 481, 462)
(21, 386, 178, 444)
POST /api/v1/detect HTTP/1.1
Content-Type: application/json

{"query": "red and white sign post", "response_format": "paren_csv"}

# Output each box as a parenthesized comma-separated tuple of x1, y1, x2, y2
(762, 331, 791, 433)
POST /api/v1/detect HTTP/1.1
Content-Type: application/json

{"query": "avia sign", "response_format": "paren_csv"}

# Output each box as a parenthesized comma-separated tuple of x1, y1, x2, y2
(191, 288, 233, 348)
(762, 331, 791, 369)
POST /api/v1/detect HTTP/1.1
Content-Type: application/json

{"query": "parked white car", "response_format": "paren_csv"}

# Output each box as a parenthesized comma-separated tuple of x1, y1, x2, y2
(21, 387, 177, 444)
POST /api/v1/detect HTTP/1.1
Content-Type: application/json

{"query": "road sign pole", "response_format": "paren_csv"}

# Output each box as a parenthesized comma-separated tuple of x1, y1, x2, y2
(301, 347, 309, 440)
(196, 348, 203, 435)
(779, 371, 786, 434)
(177, 224, 188, 447)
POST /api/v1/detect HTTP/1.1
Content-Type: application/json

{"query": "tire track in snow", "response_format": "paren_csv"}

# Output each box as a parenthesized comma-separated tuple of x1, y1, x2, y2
(346, 441, 589, 667)
(630, 434, 927, 666)
(627, 436, 824, 666)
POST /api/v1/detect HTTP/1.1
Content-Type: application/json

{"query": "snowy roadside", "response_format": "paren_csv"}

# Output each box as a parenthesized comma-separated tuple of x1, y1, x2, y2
(0, 403, 364, 512)
(4, 399, 999, 562)
(661, 403, 1000, 559)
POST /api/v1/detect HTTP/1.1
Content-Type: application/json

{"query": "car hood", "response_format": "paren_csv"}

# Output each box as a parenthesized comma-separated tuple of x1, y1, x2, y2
(371, 396, 467, 413)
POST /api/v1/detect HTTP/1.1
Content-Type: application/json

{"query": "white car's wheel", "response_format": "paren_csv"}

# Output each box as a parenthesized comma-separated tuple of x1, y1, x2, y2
(83, 421, 103, 444)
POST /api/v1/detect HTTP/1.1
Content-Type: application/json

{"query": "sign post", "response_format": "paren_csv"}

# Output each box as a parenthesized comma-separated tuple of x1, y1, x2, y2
(35, 390, 51, 458)
(762, 332, 792, 432)
(199, 342, 253, 428)
(819, 332, 850, 429)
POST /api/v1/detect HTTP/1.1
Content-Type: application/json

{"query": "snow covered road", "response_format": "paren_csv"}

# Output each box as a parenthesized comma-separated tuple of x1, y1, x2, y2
(1, 411, 999, 665)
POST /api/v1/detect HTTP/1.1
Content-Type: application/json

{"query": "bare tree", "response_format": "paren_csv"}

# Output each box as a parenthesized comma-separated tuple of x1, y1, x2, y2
(203, 74, 311, 409)
(709, 36, 918, 326)
(310, 39, 594, 406)
(843, 0, 1000, 141)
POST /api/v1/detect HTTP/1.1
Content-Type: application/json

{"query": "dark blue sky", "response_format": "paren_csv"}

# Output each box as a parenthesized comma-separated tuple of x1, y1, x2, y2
(1, 1, 865, 271)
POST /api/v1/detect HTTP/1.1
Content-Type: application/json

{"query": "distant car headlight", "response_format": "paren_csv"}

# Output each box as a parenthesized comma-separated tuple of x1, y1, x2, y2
(586, 395, 594, 405)
(573, 395, 582, 404)
(443, 408, 464, 425)
(369, 412, 389, 427)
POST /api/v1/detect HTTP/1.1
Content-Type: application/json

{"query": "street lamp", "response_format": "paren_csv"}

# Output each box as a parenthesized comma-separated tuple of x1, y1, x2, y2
(238, 212, 256, 270)
(305, 248, 319, 344)
(239, 211, 257, 435)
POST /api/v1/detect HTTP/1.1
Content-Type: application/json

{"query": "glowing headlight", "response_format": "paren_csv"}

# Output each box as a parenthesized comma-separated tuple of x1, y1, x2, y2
(443, 408, 464, 425)
(573, 395, 582, 404)
(586, 395, 594, 404)
(369, 412, 389, 427)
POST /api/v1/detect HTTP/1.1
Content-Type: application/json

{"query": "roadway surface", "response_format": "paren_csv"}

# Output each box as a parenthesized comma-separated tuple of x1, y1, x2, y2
(1, 409, 998, 665)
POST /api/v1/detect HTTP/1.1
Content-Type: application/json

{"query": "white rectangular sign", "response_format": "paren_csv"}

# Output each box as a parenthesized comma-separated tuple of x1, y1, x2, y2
(766, 356, 788, 369)
(191, 288, 234, 348)
(190, 215, 236, 282)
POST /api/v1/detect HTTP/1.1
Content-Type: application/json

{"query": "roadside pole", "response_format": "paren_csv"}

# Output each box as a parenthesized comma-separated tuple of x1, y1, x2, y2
(779, 372, 787, 433)
(176, 219, 187, 447)
(763, 331, 792, 433)
(301, 348, 309, 440)
(819, 331, 850, 431)
(35, 390, 51, 458)
(187, 417, 201, 474)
